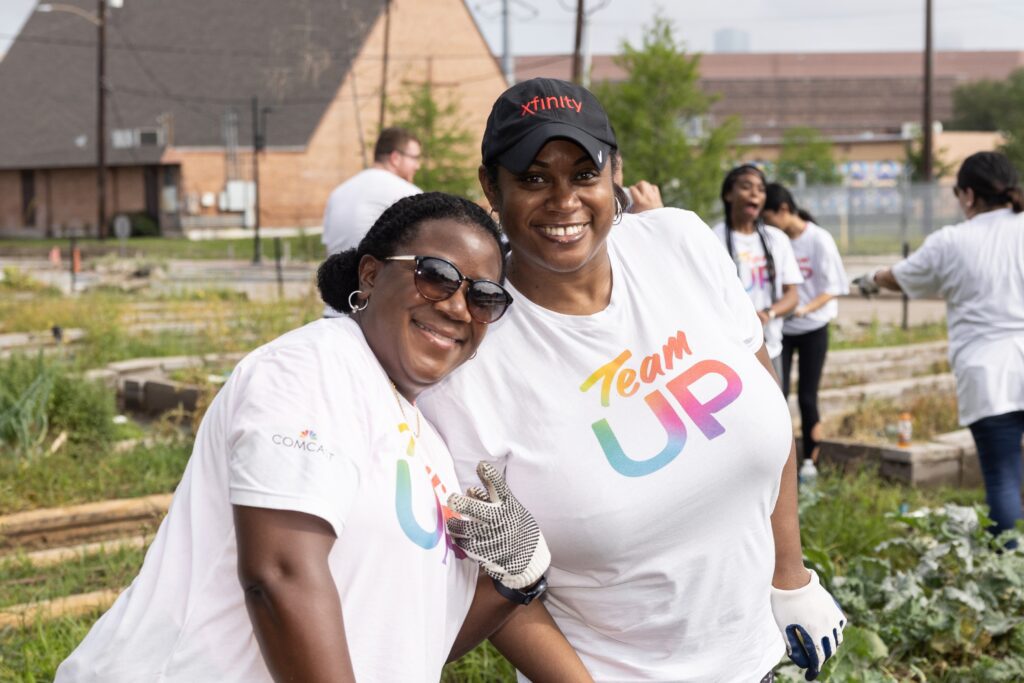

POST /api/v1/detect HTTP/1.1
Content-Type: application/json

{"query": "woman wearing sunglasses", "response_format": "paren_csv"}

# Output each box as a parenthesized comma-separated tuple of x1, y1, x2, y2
(57, 193, 581, 683)
(420, 79, 846, 682)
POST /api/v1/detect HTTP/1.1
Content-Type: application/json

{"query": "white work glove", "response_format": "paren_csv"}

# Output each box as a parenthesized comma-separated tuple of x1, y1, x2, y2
(446, 462, 550, 590)
(851, 271, 880, 297)
(770, 569, 847, 681)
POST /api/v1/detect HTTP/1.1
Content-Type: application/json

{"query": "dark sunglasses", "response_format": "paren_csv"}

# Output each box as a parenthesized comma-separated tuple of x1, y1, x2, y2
(384, 255, 512, 324)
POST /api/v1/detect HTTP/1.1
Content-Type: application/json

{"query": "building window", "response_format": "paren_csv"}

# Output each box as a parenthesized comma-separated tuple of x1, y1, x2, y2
(20, 170, 36, 227)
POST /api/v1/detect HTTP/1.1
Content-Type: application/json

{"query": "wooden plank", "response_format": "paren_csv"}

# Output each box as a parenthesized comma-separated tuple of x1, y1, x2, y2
(0, 589, 121, 628)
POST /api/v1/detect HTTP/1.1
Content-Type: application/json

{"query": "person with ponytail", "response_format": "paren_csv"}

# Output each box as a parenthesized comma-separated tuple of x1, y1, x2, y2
(712, 165, 803, 380)
(762, 182, 849, 467)
(57, 193, 583, 683)
(855, 151, 1024, 545)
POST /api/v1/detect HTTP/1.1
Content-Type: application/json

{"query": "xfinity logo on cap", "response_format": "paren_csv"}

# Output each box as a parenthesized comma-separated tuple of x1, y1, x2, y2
(519, 95, 584, 117)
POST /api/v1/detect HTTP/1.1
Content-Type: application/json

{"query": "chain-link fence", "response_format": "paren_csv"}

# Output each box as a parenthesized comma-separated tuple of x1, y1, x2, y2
(792, 182, 961, 256)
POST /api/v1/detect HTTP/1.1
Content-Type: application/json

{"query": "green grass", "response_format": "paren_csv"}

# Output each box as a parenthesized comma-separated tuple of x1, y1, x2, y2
(0, 440, 191, 515)
(0, 612, 98, 682)
(799, 467, 985, 580)
(830, 318, 948, 350)
(0, 545, 146, 610)
(0, 232, 325, 262)
(443, 642, 516, 682)
(833, 391, 962, 444)
(0, 289, 322, 369)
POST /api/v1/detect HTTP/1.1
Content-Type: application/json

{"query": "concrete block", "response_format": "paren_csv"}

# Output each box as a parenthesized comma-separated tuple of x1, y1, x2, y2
(143, 380, 199, 415)
(106, 357, 167, 375)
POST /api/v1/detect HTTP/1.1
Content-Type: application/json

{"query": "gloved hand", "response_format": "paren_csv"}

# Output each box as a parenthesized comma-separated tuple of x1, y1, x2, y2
(446, 462, 550, 590)
(771, 569, 847, 681)
(851, 271, 880, 297)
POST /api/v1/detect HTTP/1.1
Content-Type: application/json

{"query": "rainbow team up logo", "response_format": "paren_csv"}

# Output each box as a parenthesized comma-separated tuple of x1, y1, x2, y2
(299, 429, 318, 441)
(580, 330, 743, 477)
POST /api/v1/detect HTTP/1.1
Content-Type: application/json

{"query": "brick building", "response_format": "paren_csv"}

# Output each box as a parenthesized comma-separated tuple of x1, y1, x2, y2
(0, 0, 505, 238)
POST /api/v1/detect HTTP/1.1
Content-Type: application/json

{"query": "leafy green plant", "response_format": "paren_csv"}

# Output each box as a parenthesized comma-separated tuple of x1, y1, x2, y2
(785, 473, 1023, 681)
(0, 267, 61, 295)
(0, 355, 56, 459)
(0, 354, 116, 459)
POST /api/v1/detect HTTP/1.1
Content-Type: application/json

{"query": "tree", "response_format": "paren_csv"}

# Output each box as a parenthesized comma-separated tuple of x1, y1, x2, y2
(387, 81, 478, 198)
(948, 68, 1024, 172)
(904, 133, 955, 181)
(595, 15, 740, 216)
(775, 126, 841, 186)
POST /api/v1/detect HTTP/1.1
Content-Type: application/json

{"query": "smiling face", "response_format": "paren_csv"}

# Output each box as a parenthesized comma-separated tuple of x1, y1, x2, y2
(725, 171, 766, 227)
(355, 217, 502, 400)
(482, 139, 616, 281)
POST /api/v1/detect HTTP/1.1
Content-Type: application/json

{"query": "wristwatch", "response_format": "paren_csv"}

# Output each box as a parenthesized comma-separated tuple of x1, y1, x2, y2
(763, 307, 776, 320)
(492, 575, 548, 605)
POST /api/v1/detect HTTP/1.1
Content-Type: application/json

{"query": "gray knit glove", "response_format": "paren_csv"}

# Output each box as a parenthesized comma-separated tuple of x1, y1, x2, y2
(446, 462, 550, 590)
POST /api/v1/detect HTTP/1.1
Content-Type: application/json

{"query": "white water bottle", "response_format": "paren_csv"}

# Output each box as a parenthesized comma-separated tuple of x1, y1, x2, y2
(799, 458, 818, 487)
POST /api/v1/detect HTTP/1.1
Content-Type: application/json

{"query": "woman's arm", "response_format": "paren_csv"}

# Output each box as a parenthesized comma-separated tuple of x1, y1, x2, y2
(448, 574, 520, 662)
(234, 505, 356, 683)
(758, 284, 800, 324)
(754, 344, 811, 589)
(794, 292, 836, 317)
(488, 600, 593, 682)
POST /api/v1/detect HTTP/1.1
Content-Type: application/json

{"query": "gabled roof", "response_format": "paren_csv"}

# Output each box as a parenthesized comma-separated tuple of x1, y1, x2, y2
(0, 0, 383, 170)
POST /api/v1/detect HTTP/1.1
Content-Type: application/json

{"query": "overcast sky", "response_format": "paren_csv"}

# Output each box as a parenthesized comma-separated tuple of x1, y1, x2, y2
(3, 0, 1023, 58)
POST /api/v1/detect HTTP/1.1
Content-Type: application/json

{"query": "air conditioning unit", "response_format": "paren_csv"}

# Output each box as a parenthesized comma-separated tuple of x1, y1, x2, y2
(109, 127, 166, 149)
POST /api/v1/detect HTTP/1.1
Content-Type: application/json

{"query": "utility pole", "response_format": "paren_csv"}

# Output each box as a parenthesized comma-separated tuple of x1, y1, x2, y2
(922, 0, 934, 182)
(251, 96, 263, 264)
(379, 0, 392, 130)
(572, 0, 585, 85)
(501, 0, 514, 85)
(96, 0, 107, 239)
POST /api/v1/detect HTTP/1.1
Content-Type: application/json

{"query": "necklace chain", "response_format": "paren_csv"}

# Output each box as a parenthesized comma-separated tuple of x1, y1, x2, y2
(389, 382, 421, 438)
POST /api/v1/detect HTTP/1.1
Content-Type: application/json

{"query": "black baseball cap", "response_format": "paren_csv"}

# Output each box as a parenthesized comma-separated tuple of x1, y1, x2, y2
(481, 78, 617, 174)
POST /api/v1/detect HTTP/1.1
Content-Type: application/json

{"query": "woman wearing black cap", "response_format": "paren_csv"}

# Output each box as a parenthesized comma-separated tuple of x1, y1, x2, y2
(420, 80, 845, 681)
(856, 151, 1024, 547)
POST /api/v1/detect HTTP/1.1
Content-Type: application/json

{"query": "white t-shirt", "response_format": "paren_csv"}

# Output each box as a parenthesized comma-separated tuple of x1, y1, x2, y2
(57, 317, 475, 683)
(321, 168, 421, 317)
(422, 209, 790, 682)
(322, 167, 421, 256)
(892, 207, 1024, 425)
(711, 222, 803, 358)
(780, 222, 849, 335)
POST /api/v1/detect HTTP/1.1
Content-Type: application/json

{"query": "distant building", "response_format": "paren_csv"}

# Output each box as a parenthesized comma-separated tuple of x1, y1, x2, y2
(0, 0, 505, 238)
(713, 29, 750, 54)
(516, 49, 1022, 186)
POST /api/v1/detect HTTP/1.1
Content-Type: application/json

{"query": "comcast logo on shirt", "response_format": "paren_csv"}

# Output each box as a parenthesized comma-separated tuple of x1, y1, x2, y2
(271, 428, 334, 459)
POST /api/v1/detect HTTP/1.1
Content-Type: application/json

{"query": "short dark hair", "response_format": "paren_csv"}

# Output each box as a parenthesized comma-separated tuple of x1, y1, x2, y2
(374, 127, 419, 162)
(956, 151, 1024, 213)
(764, 182, 817, 224)
(317, 193, 503, 313)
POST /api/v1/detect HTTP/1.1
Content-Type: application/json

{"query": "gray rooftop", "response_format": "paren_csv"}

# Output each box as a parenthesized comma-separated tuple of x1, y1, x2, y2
(0, 0, 382, 170)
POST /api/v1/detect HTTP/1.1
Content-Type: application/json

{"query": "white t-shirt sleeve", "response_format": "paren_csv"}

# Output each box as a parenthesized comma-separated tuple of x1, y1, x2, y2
(819, 229, 850, 296)
(891, 230, 947, 299)
(227, 349, 363, 537)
